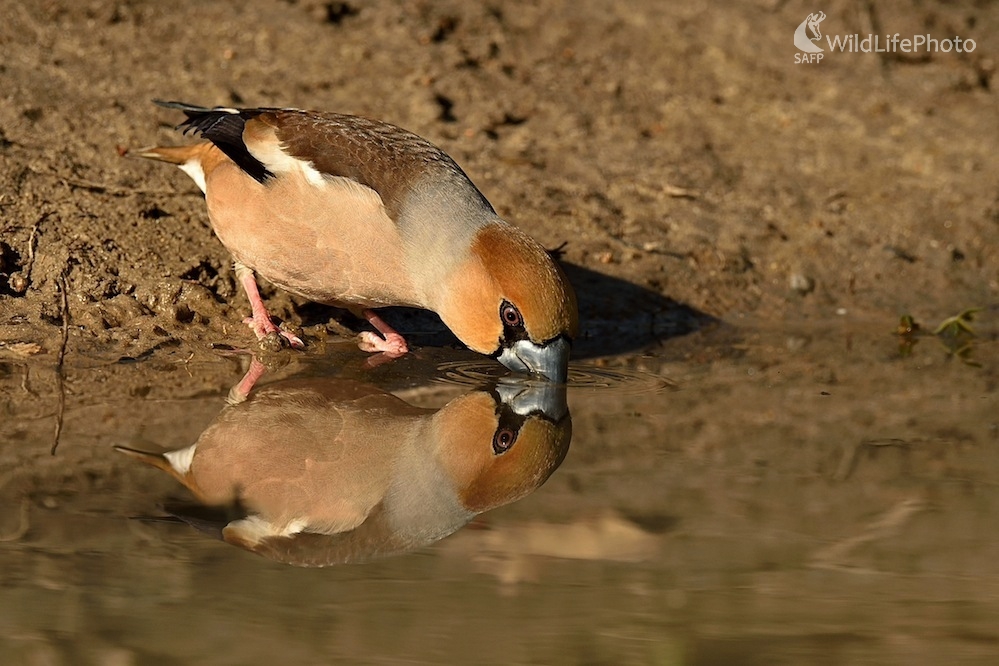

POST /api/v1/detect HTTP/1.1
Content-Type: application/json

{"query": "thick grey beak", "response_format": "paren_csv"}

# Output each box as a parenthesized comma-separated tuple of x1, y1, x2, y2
(497, 336, 571, 383)
(495, 377, 569, 423)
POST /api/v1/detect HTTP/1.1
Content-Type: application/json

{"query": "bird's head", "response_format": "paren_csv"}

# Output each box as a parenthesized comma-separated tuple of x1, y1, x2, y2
(430, 381, 571, 513)
(438, 223, 578, 382)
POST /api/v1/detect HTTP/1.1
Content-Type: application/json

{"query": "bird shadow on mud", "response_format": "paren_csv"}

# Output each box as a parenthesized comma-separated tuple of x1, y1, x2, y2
(295, 261, 715, 360)
(560, 261, 716, 359)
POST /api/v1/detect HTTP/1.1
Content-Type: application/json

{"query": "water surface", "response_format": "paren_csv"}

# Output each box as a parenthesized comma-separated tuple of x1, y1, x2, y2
(1, 319, 997, 665)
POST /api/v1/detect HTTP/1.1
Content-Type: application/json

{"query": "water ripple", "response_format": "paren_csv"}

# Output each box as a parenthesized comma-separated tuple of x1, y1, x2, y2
(435, 361, 674, 395)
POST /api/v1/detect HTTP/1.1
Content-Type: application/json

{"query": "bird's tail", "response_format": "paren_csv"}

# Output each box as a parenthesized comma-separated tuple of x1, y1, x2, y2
(153, 99, 225, 114)
(114, 444, 191, 486)
(127, 100, 235, 164)
(128, 143, 206, 165)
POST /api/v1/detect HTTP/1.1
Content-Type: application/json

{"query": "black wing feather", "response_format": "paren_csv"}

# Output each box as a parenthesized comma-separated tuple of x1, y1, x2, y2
(153, 100, 274, 184)
(160, 498, 250, 541)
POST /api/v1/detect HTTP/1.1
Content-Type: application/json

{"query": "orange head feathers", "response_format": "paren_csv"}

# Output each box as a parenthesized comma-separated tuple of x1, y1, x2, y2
(436, 222, 578, 382)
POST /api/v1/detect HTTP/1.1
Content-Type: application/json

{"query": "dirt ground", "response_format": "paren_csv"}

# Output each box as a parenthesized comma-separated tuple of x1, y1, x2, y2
(1, 0, 996, 362)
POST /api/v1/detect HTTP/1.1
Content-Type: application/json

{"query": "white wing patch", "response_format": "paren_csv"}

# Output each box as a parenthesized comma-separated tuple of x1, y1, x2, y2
(224, 515, 308, 545)
(246, 135, 328, 188)
(178, 159, 207, 194)
(163, 443, 198, 475)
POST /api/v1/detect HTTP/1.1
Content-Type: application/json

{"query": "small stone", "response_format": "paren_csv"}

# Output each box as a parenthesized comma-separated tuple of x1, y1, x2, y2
(8, 272, 28, 294)
(789, 273, 815, 295)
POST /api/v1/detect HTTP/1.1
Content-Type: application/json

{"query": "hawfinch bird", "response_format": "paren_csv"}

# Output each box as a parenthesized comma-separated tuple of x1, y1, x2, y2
(139, 101, 578, 382)
(116, 360, 571, 566)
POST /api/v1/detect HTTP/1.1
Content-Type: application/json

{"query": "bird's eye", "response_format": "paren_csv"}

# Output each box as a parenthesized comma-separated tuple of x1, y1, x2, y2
(492, 428, 517, 454)
(500, 301, 523, 328)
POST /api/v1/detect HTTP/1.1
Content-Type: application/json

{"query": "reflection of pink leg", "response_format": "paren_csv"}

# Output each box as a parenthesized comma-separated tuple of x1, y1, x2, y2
(226, 356, 267, 406)
(357, 309, 408, 356)
(235, 263, 304, 349)
(363, 350, 402, 370)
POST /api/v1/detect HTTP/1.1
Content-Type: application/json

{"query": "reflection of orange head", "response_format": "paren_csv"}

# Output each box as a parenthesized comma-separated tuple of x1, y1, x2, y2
(430, 391, 572, 513)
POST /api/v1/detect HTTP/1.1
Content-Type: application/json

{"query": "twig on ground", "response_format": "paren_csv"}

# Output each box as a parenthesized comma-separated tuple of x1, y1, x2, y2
(51, 270, 70, 456)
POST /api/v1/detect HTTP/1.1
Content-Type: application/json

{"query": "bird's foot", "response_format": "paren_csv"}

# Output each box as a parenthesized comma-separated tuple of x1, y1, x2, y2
(357, 330, 408, 356)
(357, 309, 409, 357)
(243, 315, 305, 350)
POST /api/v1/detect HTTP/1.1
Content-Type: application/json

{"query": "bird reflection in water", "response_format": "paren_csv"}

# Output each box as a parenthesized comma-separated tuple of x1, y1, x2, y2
(117, 358, 571, 567)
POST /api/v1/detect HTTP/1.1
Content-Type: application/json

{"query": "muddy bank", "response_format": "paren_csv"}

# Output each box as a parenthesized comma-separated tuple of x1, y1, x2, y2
(1, 0, 996, 364)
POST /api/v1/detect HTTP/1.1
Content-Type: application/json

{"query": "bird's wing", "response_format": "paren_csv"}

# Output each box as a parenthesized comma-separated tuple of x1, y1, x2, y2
(155, 100, 492, 220)
(223, 502, 423, 567)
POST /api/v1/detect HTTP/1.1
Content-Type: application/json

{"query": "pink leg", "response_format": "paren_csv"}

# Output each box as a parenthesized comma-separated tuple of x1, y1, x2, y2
(357, 309, 409, 356)
(226, 356, 268, 406)
(235, 263, 304, 349)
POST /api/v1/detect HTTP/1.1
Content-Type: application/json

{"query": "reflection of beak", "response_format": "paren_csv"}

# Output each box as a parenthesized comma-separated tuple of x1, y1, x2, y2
(497, 336, 571, 383)
(495, 377, 569, 423)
